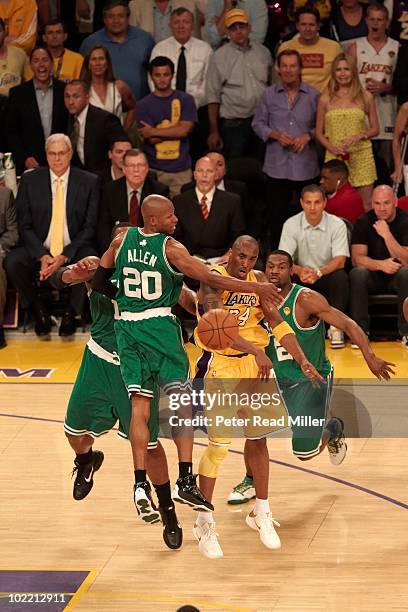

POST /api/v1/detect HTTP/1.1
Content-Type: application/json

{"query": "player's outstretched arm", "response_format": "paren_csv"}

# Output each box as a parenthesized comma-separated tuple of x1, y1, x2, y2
(259, 285, 324, 385)
(166, 239, 282, 306)
(49, 256, 100, 289)
(299, 289, 396, 380)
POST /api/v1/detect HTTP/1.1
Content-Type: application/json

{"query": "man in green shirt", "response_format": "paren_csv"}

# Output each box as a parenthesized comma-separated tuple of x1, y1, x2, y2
(229, 249, 395, 504)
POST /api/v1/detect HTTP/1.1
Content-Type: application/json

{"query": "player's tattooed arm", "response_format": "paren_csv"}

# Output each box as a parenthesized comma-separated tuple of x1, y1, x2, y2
(166, 238, 282, 306)
(198, 280, 224, 313)
(178, 284, 197, 315)
(299, 289, 395, 380)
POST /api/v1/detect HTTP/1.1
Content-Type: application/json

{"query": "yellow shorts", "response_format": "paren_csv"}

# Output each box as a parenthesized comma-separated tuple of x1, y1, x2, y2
(199, 352, 286, 443)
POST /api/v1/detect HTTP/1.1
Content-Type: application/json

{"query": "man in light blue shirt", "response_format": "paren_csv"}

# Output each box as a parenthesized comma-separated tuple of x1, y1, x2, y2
(80, 0, 154, 100)
(205, 0, 267, 48)
(279, 184, 350, 348)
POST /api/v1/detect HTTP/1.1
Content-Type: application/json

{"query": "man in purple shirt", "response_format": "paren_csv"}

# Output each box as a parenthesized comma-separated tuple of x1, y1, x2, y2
(137, 55, 197, 197)
(252, 49, 320, 249)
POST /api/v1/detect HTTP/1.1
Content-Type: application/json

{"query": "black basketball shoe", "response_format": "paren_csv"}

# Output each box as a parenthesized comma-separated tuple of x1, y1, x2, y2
(159, 505, 183, 549)
(72, 450, 104, 500)
(172, 474, 214, 511)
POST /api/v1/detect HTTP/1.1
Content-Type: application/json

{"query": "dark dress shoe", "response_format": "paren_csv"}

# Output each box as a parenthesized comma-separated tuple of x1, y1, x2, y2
(33, 308, 52, 337)
(59, 309, 76, 337)
(0, 326, 6, 349)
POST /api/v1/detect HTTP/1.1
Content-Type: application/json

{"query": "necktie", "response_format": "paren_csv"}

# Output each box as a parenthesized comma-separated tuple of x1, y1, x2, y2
(70, 116, 80, 150)
(176, 45, 187, 92)
(129, 190, 140, 226)
(50, 177, 64, 256)
(200, 195, 209, 220)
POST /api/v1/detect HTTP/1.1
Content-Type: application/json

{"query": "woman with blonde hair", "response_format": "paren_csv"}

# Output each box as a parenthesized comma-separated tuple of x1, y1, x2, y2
(316, 52, 378, 209)
(80, 45, 136, 130)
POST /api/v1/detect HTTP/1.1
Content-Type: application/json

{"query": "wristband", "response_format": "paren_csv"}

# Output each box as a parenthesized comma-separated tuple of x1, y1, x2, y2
(271, 321, 294, 343)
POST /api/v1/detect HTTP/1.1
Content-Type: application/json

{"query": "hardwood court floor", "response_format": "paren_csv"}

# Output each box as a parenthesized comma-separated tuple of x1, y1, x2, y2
(1, 338, 408, 611)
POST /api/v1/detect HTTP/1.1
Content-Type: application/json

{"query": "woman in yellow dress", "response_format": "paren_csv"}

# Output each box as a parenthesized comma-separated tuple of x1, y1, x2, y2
(316, 52, 379, 210)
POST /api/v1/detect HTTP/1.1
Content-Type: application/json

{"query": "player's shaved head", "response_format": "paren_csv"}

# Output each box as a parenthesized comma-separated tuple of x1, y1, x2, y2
(141, 194, 178, 234)
(231, 235, 259, 253)
(141, 194, 173, 220)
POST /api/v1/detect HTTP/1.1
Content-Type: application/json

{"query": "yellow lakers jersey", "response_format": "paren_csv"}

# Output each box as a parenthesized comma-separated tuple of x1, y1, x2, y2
(194, 265, 269, 356)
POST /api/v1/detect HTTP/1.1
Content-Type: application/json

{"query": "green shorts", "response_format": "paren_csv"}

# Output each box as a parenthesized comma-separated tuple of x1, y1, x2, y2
(115, 316, 190, 397)
(277, 369, 333, 459)
(65, 345, 159, 447)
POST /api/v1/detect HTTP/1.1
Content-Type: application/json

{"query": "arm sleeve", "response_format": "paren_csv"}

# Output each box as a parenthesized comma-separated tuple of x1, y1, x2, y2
(331, 220, 350, 258)
(0, 189, 18, 253)
(92, 265, 117, 299)
(248, 0, 268, 44)
(278, 219, 298, 257)
(252, 90, 271, 142)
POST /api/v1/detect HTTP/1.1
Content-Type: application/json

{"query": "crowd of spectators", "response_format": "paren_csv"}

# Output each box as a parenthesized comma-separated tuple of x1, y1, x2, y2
(1, 0, 408, 351)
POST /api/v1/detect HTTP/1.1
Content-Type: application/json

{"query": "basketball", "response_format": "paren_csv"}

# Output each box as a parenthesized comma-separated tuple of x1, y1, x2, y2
(197, 308, 239, 350)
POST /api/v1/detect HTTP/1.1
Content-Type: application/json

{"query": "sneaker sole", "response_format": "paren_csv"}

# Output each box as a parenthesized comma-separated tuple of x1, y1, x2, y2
(329, 441, 348, 465)
(135, 498, 161, 524)
(93, 452, 104, 472)
(245, 515, 282, 550)
(227, 495, 255, 505)
(172, 492, 213, 512)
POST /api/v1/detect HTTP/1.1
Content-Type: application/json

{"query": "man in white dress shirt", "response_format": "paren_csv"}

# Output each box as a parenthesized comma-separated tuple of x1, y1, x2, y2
(149, 7, 212, 159)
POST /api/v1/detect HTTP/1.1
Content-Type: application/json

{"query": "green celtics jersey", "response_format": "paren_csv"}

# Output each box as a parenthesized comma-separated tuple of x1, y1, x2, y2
(115, 227, 183, 314)
(88, 289, 117, 354)
(266, 283, 331, 382)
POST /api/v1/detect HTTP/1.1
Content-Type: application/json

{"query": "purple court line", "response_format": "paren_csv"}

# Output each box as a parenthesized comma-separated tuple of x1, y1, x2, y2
(2, 412, 408, 511)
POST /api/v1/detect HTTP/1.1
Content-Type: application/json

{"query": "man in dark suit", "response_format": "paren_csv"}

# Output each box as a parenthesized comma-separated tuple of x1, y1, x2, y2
(99, 137, 133, 185)
(0, 186, 18, 348)
(6, 47, 68, 175)
(97, 148, 169, 253)
(64, 80, 127, 174)
(5, 134, 99, 337)
(173, 155, 245, 262)
(181, 150, 254, 232)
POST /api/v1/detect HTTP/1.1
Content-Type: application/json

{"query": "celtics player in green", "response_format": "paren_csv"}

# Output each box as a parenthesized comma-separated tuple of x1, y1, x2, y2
(51, 231, 198, 550)
(229, 250, 395, 504)
(93, 195, 283, 521)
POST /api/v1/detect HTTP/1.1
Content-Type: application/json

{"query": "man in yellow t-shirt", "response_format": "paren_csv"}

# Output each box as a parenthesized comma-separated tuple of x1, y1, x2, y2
(0, 0, 37, 54)
(278, 6, 341, 93)
(42, 19, 83, 82)
(0, 16, 29, 95)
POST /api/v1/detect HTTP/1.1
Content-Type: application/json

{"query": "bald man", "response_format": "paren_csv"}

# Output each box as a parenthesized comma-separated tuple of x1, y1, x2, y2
(92, 195, 282, 528)
(173, 156, 245, 266)
(350, 185, 408, 347)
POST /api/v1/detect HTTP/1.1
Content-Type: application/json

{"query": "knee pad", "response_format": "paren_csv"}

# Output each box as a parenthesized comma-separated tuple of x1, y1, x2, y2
(199, 441, 229, 478)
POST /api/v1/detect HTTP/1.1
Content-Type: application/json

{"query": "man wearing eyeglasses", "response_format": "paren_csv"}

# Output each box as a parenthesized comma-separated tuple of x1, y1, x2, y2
(5, 133, 99, 337)
(97, 148, 170, 253)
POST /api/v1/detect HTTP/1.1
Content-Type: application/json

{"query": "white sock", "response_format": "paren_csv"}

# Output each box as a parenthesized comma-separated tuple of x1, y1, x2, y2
(196, 511, 214, 527)
(254, 498, 270, 515)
